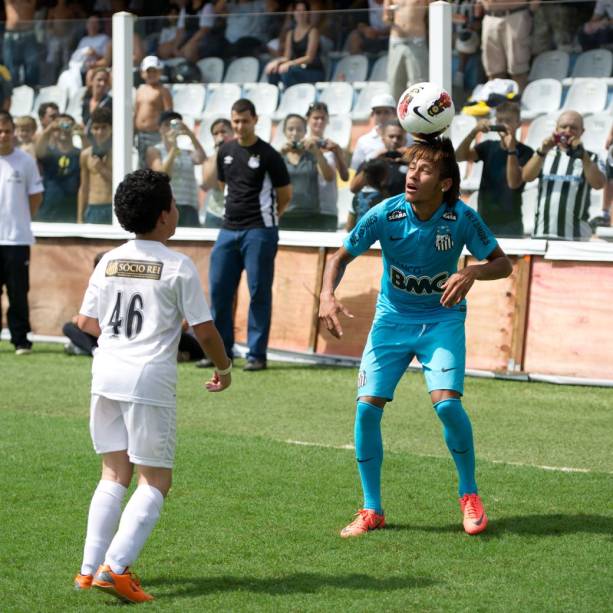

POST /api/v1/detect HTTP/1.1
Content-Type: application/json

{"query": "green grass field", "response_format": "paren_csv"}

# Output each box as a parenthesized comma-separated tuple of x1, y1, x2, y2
(1, 343, 612, 612)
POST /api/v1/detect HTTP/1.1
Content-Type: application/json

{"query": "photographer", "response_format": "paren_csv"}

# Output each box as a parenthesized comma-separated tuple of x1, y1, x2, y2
(279, 113, 335, 231)
(348, 119, 407, 221)
(456, 101, 532, 237)
(202, 118, 234, 229)
(35, 113, 82, 223)
(78, 107, 112, 224)
(147, 110, 206, 228)
(522, 110, 606, 241)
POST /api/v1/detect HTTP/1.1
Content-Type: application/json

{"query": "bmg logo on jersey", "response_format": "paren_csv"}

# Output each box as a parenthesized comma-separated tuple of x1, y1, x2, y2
(106, 259, 164, 280)
(390, 265, 448, 294)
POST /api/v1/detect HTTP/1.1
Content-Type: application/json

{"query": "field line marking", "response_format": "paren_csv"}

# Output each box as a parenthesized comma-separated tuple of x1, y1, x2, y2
(283, 439, 610, 475)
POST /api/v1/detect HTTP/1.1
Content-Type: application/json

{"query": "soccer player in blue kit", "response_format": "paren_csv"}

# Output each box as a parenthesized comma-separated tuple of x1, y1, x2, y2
(319, 137, 512, 537)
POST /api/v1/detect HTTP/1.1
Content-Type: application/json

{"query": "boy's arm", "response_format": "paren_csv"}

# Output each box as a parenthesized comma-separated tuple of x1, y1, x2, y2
(77, 315, 101, 337)
(77, 149, 89, 223)
(191, 320, 232, 392)
(35, 121, 56, 159)
(275, 184, 292, 217)
(162, 86, 173, 111)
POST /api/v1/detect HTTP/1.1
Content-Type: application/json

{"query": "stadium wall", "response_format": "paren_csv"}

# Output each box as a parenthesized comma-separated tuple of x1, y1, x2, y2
(9, 231, 613, 382)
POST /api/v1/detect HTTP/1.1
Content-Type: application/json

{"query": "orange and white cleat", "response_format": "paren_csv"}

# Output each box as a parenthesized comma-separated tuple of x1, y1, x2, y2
(74, 573, 93, 590)
(459, 493, 488, 535)
(92, 564, 154, 603)
(340, 508, 385, 538)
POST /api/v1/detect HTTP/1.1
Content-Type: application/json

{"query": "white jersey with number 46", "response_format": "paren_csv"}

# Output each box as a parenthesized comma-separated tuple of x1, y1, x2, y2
(80, 240, 212, 407)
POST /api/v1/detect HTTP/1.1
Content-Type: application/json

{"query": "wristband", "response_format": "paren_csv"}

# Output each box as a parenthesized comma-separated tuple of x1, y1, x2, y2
(216, 361, 232, 376)
(536, 148, 546, 158)
(506, 149, 518, 156)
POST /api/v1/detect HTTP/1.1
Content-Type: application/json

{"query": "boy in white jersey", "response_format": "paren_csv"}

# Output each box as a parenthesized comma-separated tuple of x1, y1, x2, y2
(74, 169, 232, 603)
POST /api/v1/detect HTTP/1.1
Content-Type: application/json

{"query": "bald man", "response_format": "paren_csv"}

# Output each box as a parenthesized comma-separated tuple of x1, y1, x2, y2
(522, 110, 606, 241)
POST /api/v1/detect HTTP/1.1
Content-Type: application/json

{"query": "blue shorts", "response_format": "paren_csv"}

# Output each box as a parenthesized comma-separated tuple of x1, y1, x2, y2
(357, 318, 466, 400)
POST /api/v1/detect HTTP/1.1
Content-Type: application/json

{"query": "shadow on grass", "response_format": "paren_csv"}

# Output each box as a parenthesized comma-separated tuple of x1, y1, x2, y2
(399, 514, 613, 537)
(147, 572, 436, 598)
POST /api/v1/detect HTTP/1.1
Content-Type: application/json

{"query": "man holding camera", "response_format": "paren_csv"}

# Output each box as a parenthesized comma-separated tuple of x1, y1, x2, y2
(522, 110, 606, 241)
(35, 112, 83, 223)
(456, 101, 532, 238)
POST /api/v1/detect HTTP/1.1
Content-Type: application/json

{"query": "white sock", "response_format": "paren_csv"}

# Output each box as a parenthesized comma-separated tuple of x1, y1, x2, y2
(80, 480, 127, 576)
(105, 484, 164, 574)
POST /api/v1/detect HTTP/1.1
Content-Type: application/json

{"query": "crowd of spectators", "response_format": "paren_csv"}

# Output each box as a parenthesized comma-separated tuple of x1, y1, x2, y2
(0, 0, 610, 238)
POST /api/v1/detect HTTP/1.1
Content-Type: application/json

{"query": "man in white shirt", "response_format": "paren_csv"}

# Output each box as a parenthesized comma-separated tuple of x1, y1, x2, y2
(74, 169, 232, 603)
(351, 94, 408, 171)
(0, 110, 44, 355)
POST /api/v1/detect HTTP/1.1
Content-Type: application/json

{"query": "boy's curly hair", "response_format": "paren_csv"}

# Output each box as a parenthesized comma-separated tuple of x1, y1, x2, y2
(114, 169, 172, 234)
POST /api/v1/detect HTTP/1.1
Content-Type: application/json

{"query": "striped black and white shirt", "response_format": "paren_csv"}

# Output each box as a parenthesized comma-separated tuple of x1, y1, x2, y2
(533, 148, 604, 241)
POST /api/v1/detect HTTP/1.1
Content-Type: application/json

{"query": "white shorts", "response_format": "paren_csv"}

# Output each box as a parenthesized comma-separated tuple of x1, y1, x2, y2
(90, 394, 176, 469)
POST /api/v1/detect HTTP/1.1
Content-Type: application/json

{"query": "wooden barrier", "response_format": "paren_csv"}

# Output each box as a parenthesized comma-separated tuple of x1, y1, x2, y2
(8, 237, 613, 384)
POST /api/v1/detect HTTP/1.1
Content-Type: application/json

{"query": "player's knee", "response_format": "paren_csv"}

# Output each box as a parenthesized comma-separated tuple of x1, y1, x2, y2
(433, 397, 464, 425)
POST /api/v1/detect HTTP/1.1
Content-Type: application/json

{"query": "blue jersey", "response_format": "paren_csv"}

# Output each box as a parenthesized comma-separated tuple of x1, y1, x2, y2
(343, 194, 498, 323)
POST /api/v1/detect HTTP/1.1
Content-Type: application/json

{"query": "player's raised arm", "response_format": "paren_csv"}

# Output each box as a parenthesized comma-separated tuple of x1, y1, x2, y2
(440, 245, 512, 308)
(318, 246, 355, 339)
(191, 320, 232, 392)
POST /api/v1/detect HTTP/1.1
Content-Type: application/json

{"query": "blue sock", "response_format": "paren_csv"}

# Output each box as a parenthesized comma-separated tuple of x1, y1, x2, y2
(354, 401, 384, 514)
(433, 398, 477, 497)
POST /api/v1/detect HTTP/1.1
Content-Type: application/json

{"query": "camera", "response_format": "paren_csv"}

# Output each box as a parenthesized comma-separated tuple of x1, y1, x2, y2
(291, 140, 304, 150)
(169, 119, 181, 130)
(488, 124, 507, 133)
(59, 121, 72, 131)
(317, 138, 327, 148)
(554, 133, 569, 146)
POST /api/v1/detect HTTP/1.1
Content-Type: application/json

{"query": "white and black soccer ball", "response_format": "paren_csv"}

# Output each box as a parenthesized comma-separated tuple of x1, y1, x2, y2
(396, 82, 455, 138)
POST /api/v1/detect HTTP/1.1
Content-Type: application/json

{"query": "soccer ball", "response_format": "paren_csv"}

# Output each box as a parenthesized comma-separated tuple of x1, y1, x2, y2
(396, 82, 455, 138)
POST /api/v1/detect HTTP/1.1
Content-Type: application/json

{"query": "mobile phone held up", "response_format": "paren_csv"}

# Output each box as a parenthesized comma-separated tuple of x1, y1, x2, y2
(489, 124, 507, 133)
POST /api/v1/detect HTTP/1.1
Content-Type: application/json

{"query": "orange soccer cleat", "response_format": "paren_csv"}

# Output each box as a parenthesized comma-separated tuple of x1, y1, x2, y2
(340, 508, 385, 538)
(459, 493, 488, 535)
(92, 564, 154, 603)
(74, 573, 93, 590)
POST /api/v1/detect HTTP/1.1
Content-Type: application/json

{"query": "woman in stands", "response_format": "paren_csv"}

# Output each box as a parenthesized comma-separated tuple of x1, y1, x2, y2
(279, 113, 335, 231)
(265, 2, 325, 87)
(306, 102, 349, 231)
(82, 67, 112, 135)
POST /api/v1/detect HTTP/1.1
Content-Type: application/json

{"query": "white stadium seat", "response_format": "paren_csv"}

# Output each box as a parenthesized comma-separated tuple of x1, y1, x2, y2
(255, 114, 272, 142)
(570, 49, 613, 79)
(583, 112, 613, 153)
(10, 85, 34, 116)
(461, 161, 482, 192)
(197, 57, 224, 83)
(203, 83, 242, 119)
(521, 78, 562, 120)
(351, 81, 391, 121)
(562, 79, 608, 114)
(369, 54, 388, 82)
(224, 56, 260, 84)
(332, 54, 369, 82)
(272, 83, 316, 120)
(172, 83, 206, 118)
(318, 82, 354, 115)
(449, 114, 476, 148)
(525, 113, 558, 150)
(528, 50, 570, 82)
(325, 114, 352, 150)
(243, 82, 279, 117)
(198, 117, 221, 156)
(521, 187, 538, 236)
(34, 85, 68, 113)
(65, 86, 87, 123)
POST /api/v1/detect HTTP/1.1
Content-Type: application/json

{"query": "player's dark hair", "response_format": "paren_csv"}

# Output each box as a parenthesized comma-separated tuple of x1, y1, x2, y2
(159, 110, 182, 126)
(363, 158, 388, 192)
(231, 98, 256, 117)
(283, 113, 306, 132)
(403, 137, 460, 206)
(91, 107, 112, 126)
(38, 101, 59, 120)
(0, 110, 14, 126)
(496, 101, 520, 119)
(114, 169, 172, 234)
(211, 118, 231, 133)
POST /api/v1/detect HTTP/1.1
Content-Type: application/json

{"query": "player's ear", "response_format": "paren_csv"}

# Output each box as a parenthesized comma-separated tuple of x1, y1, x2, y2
(441, 178, 453, 193)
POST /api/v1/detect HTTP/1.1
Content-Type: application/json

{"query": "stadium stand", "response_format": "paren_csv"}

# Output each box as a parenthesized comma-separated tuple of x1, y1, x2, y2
(223, 57, 260, 84)
(203, 83, 242, 120)
(272, 83, 316, 120)
(331, 54, 369, 82)
(562, 78, 608, 114)
(350, 81, 391, 121)
(368, 54, 388, 82)
(317, 82, 354, 116)
(528, 50, 570, 82)
(171, 83, 206, 120)
(34, 85, 68, 113)
(9, 85, 34, 116)
(197, 57, 224, 84)
(521, 79, 563, 120)
(243, 82, 279, 118)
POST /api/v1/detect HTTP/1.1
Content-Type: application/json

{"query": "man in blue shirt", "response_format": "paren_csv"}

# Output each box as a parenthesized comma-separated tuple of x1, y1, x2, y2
(319, 138, 512, 537)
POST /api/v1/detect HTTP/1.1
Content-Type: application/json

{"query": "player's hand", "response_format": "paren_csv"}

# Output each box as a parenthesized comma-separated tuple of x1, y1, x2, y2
(440, 267, 477, 308)
(205, 371, 231, 392)
(319, 292, 354, 339)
